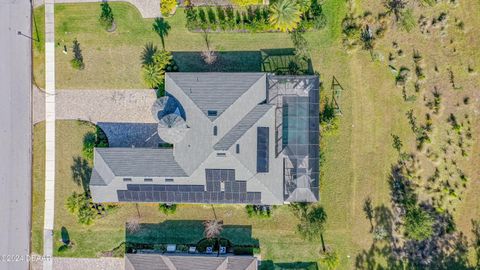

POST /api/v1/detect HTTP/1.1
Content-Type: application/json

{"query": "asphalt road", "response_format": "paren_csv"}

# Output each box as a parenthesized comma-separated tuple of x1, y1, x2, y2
(0, 0, 32, 269)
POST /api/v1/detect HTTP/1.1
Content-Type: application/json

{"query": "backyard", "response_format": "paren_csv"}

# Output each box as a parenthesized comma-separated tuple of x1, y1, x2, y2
(31, 0, 480, 269)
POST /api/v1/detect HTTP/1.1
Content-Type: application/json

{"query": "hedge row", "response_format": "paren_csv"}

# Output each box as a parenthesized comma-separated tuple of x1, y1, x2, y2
(184, 0, 326, 32)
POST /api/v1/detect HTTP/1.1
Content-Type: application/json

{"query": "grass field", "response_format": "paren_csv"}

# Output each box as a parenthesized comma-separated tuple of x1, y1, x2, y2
(31, 0, 480, 268)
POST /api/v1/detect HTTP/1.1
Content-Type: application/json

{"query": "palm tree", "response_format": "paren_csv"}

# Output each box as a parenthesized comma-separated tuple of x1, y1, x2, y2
(269, 0, 302, 32)
(153, 17, 171, 50)
(142, 64, 164, 88)
(297, 205, 328, 252)
(141, 43, 158, 66)
(203, 219, 223, 256)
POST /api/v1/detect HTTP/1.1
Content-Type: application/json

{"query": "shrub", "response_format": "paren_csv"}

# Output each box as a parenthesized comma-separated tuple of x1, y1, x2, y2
(313, 13, 327, 29)
(246, 205, 272, 218)
(198, 8, 207, 24)
(159, 203, 177, 215)
(233, 246, 253, 255)
(82, 132, 96, 160)
(399, 9, 416, 32)
(207, 7, 217, 24)
(66, 192, 97, 225)
(71, 38, 84, 70)
(82, 127, 108, 160)
(404, 206, 434, 241)
(161, 0, 177, 16)
(141, 50, 173, 88)
(99, 2, 114, 30)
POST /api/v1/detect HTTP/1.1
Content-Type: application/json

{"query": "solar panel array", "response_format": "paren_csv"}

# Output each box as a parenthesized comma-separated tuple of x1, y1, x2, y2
(116, 169, 262, 204)
(256, 127, 269, 173)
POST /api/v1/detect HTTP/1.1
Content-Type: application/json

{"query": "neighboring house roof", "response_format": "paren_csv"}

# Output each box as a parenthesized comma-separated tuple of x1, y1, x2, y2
(125, 254, 257, 270)
(214, 104, 273, 151)
(95, 148, 187, 177)
(167, 73, 265, 121)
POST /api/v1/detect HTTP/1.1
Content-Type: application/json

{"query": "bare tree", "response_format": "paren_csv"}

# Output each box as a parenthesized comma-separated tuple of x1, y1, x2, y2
(201, 29, 217, 65)
(201, 50, 217, 65)
(203, 219, 223, 239)
(203, 219, 224, 256)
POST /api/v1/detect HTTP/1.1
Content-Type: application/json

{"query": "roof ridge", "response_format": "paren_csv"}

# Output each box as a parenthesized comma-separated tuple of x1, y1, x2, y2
(214, 104, 273, 151)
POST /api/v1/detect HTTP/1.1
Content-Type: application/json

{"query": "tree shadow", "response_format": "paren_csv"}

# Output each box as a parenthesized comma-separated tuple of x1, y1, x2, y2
(71, 156, 92, 193)
(354, 163, 474, 270)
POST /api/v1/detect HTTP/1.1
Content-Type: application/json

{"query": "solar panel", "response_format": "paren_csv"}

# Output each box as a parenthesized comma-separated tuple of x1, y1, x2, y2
(117, 170, 262, 204)
(256, 127, 269, 173)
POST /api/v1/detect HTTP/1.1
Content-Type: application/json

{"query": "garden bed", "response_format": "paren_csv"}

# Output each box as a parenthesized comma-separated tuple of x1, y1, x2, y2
(184, 0, 326, 33)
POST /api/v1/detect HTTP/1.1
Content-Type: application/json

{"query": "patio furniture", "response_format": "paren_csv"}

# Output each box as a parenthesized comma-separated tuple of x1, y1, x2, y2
(188, 246, 196, 253)
(167, 244, 176, 253)
(219, 246, 226, 254)
(206, 246, 213, 254)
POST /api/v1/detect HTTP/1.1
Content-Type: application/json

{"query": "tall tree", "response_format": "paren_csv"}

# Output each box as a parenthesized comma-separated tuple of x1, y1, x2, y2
(153, 17, 171, 50)
(99, 2, 114, 30)
(297, 205, 328, 251)
(269, 0, 302, 32)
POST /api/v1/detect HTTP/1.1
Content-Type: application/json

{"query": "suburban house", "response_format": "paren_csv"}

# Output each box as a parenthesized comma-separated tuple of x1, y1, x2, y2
(90, 72, 320, 205)
(125, 254, 258, 270)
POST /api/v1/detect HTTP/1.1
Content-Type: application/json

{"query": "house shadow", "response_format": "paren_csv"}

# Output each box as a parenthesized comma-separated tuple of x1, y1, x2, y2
(259, 261, 318, 270)
(172, 48, 313, 75)
(96, 122, 163, 148)
(126, 220, 259, 253)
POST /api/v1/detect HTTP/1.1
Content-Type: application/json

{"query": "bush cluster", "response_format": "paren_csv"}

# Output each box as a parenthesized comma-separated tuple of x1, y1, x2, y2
(159, 203, 177, 215)
(245, 205, 272, 218)
(185, 5, 272, 32)
(82, 126, 109, 161)
(184, 0, 325, 32)
(66, 192, 97, 225)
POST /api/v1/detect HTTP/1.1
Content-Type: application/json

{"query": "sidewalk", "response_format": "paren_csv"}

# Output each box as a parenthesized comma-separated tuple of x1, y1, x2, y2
(43, 0, 56, 268)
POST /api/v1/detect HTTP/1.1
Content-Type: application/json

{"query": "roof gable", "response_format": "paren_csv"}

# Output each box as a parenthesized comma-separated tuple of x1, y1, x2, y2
(95, 148, 188, 178)
(167, 73, 265, 121)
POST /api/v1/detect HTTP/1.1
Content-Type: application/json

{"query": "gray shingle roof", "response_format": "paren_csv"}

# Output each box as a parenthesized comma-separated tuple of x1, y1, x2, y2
(125, 254, 257, 270)
(89, 169, 107, 186)
(214, 104, 273, 151)
(167, 73, 265, 121)
(95, 148, 187, 178)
